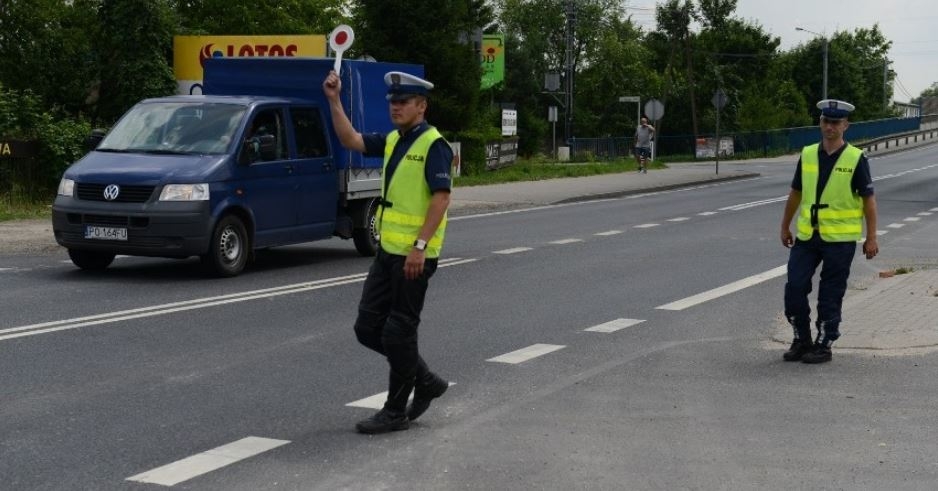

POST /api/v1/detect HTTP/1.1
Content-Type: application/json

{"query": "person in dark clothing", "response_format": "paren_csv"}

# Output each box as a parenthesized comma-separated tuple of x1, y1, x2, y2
(779, 99, 879, 364)
(323, 69, 452, 433)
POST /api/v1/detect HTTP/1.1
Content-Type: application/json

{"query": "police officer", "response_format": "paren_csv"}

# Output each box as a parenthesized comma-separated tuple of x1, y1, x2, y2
(780, 99, 879, 363)
(323, 70, 452, 433)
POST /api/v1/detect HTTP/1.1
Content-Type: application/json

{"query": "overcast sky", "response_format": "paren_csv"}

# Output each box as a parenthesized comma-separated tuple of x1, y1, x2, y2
(628, 0, 938, 102)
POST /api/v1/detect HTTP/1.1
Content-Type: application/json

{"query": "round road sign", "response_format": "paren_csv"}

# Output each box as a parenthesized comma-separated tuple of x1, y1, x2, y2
(644, 98, 665, 120)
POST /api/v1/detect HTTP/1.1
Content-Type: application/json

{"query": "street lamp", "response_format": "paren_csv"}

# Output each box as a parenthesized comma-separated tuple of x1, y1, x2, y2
(796, 27, 828, 100)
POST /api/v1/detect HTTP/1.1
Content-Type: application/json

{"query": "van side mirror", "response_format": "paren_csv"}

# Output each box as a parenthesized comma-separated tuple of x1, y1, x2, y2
(241, 134, 278, 163)
(86, 129, 107, 151)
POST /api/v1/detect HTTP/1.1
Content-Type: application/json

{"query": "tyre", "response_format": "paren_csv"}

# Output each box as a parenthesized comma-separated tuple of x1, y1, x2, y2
(68, 249, 116, 270)
(352, 197, 380, 257)
(201, 215, 249, 277)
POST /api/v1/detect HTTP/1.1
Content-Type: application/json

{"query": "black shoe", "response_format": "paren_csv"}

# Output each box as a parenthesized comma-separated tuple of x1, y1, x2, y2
(802, 345, 832, 364)
(355, 408, 410, 434)
(782, 340, 813, 361)
(406, 377, 449, 421)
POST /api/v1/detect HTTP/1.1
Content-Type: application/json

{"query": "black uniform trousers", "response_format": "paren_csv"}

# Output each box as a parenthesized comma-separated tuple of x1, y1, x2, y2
(784, 231, 857, 346)
(354, 249, 438, 413)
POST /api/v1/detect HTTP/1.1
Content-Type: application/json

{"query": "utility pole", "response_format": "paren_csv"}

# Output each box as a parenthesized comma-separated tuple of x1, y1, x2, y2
(563, 0, 576, 142)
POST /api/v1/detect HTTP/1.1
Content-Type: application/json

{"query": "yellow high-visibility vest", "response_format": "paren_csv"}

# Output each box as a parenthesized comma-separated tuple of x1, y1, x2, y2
(378, 127, 448, 257)
(797, 143, 864, 242)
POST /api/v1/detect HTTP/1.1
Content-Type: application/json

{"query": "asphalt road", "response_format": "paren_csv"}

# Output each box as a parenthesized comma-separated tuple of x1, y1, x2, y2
(2, 146, 938, 490)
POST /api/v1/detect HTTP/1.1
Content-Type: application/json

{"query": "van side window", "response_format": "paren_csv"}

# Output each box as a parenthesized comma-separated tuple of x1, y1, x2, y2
(246, 108, 287, 162)
(291, 108, 329, 158)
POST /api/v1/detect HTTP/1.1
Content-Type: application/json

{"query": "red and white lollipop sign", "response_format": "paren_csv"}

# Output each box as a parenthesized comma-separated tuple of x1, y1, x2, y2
(329, 24, 355, 73)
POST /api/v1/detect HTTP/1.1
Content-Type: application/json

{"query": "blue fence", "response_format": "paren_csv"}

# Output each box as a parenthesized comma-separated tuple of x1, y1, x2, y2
(568, 116, 922, 160)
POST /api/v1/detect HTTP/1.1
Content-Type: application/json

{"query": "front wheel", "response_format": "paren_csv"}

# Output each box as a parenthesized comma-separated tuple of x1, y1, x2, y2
(68, 249, 115, 270)
(352, 197, 379, 257)
(201, 215, 249, 277)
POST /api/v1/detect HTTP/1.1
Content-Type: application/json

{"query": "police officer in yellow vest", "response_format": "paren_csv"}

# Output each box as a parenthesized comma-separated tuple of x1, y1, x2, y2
(780, 99, 879, 363)
(323, 69, 452, 433)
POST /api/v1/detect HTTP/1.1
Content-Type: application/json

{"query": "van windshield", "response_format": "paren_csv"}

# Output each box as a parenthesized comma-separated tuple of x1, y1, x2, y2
(98, 102, 247, 155)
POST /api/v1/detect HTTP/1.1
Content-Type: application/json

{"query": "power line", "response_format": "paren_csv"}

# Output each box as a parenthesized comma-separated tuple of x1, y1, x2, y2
(895, 77, 915, 99)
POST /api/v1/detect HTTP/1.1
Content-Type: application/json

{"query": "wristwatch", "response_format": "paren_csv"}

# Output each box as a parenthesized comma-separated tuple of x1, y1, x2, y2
(413, 239, 428, 251)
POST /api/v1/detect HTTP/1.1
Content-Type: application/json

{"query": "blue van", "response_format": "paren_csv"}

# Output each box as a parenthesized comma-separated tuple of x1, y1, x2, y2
(52, 58, 423, 276)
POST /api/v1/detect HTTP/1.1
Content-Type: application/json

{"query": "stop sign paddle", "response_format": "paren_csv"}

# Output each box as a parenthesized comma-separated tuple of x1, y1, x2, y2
(329, 24, 355, 73)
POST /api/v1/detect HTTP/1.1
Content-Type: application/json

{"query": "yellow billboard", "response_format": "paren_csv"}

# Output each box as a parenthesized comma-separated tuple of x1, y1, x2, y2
(173, 35, 326, 94)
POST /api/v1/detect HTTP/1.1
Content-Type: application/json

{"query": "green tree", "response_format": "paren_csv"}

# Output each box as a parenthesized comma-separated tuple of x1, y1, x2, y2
(172, 0, 346, 35)
(0, 0, 100, 116)
(94, 0, 178, 124)
(352, 0, 491, 134)
(788, 26, 892, 120)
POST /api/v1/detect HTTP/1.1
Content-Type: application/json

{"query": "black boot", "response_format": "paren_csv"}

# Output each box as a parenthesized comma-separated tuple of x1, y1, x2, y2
(782, 339, 814, 361)
(802, 344, 832, 364)
(355, 369, 414, 434)
(407, 372, 449, 421)
(355, 408, 410, 434)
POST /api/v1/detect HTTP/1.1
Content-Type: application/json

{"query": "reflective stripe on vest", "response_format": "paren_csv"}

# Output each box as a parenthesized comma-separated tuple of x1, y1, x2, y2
(378, 126, 448, 257)
(796, 143, 864, 242)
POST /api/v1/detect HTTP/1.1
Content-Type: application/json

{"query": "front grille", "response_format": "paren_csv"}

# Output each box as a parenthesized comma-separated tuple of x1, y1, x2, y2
(76, 183, 155, 203)
(83, 214, 129, 226)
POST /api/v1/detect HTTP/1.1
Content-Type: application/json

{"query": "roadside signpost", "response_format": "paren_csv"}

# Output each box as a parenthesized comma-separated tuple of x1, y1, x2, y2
(712, 88, 728, 174)
(643, 99, 665, 161)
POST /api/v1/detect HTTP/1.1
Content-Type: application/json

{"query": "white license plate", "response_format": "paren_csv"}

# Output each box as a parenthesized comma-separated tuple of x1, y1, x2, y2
(84, 225, 128, 241)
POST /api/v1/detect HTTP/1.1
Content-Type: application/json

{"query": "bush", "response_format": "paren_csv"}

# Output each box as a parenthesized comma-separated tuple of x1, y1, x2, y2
(0, 84, 91, 202)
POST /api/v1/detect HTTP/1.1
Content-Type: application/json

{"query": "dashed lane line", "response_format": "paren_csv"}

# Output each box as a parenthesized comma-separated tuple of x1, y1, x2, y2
(887, 223, 906, 229)
(125, 436, 289, 487)
(656, 265, 787, 311)
(347, 382, 457, 410)
(594, 230, 623, 236)
(493, 247, 533, 255)
(667, 217, 691, 222)
(698, 211, 718, 216)
(584, 318, 645, 333)
(918, 212, 933, 216)
(486, 344, 566, 364)
(549, 238, 584, 245)
(634, 223, 659, 229)
(904, 217, 921, 222)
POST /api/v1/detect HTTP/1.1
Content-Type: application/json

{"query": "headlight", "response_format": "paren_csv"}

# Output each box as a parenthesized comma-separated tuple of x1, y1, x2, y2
(159, 183, 210, 201)
(57, 178, 75, 197)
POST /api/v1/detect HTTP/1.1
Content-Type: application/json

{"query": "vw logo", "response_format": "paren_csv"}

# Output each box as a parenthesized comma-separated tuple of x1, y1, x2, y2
(103, 184, 120, 201)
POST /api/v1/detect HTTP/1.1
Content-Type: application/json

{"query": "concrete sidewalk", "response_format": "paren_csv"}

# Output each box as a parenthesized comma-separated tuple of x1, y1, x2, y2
(450, 163, 763, 213)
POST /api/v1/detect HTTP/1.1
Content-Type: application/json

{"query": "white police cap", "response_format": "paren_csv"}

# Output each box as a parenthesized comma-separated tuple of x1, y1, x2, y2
(817, 99, 855, 120)
(384, 71, 434, 101)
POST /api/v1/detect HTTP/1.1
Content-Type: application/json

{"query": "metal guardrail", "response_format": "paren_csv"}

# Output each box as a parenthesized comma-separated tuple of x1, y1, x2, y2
(862, 128, 938, 154)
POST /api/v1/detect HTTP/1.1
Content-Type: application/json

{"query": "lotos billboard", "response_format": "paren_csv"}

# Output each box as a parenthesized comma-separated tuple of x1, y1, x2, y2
(173, 35, 326, 95)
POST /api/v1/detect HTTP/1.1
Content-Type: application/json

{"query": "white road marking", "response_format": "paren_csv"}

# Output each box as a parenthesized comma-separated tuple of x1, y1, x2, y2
(667, 217, 690, 222)
(887, 223, 906, 229)
(876, 230, 888, 236)
(584, 318, 645, 333)
(595, 230, 623, 236)
(347, 382, 456, 410)
(487, 344, 566, 364)
(634, 223, 659, 228)
(698, 211, 718, 216)
(918, 212, 933, 216)
(126, 436, 289, 486)
(0, 268, 12, 272)
(549, 238, 583, 245)
(493, 247, 533, 255)
(903, 217, 921, 222)
(719, 195, 788, 211)
(931, 207, 938, 212)
(0, 258, 477, 342)
(656, 265, 787, 311)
